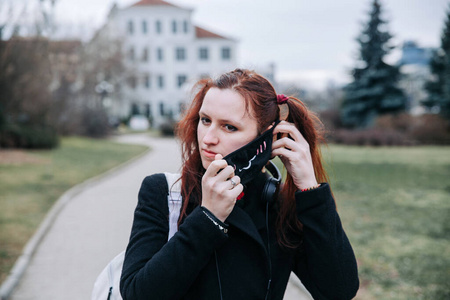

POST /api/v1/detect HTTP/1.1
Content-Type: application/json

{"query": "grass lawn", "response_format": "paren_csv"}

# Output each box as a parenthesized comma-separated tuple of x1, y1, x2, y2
(0, 136, 148, 284)
(320, 145, 450, 299)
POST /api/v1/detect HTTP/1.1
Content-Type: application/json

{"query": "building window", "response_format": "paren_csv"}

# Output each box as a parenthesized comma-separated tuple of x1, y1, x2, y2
(172, 20, 177, 33)
(221, 47, 231, 60)
(131, 103, 140, 115)
(142, 20, 147, 34)
(127, 20, 134, 35)
(176, 47, 186, 61)
(199, 47, 208, 60)
(183, 20, 188, 33)
(128, 76, 137, 89)
(159, 102, 164, 116)
(128, 47, 135, 61)
(145, 103, 152, 119)
(156, 20, 162, 34)
(144, 74, 150, 89)
(177, 75, 187, 88)
(142, 47, 149, 62)
(157, 48, 164, 61)
(158, 75, 164, 89)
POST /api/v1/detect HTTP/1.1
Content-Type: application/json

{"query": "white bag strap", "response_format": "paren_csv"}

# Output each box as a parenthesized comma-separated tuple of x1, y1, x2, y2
(164, 172, 181, 240)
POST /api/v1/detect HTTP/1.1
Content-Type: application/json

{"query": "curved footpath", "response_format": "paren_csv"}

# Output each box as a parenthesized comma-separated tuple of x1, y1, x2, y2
(2, 133, 311, 300)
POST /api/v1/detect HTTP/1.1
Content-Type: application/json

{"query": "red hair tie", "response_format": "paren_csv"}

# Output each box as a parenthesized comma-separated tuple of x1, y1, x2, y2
(277, 94, 289, 104)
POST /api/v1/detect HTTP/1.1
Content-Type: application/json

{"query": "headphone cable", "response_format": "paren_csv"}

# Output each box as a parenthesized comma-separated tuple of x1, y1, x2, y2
(215, 250, 224, 300)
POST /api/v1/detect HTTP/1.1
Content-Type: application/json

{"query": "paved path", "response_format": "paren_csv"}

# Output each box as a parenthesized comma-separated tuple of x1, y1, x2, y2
(8, 134, 311, 300)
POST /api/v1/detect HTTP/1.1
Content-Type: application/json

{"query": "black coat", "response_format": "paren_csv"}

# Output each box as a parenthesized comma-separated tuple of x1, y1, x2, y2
(120, 173, 359, 300)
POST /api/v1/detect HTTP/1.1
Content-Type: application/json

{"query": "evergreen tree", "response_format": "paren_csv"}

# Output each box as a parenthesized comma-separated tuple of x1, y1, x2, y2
(341, 0, 406, 128)
(424, 6, 450, 119)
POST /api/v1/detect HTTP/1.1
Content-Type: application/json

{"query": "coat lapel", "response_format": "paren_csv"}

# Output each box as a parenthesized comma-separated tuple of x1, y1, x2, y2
(226, 206, 266, 251)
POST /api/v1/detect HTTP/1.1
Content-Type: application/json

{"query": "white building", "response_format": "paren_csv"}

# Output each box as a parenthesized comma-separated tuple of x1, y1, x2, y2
(103, 0, 238, 126)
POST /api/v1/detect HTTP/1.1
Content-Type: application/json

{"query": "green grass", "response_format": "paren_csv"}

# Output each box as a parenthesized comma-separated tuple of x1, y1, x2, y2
(0, 137, 148, 283)
(321, 145, 450, 299)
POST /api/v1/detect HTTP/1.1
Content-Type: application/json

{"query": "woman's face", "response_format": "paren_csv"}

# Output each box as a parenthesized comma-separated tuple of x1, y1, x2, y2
(197, 87, 259, 169)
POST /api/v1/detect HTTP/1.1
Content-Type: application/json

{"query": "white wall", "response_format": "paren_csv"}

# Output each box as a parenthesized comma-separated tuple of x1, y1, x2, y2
(110, 4, 237, 126)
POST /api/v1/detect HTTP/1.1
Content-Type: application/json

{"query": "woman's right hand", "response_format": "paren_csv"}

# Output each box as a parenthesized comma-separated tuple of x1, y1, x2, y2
(201, 154, 243, 222)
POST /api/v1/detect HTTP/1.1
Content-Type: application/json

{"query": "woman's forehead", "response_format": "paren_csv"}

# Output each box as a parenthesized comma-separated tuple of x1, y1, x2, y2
(201, 88, 255, 122)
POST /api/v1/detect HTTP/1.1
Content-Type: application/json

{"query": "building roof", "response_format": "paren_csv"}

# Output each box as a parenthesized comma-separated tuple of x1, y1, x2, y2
(195, 26, 228, 39)
(131, 0, 179, 7)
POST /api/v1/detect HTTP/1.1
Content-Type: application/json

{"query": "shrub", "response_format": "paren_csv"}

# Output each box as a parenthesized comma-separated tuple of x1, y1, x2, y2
(375, 113, 450, 145)
(330, 128, 411, 146)
(375, 113, 412, 132)
(160, 118, 177, 136)
(409, 114, 450, 145)
(326, 112, 450, 146)
(0, 124, 59, 149)
(319, 109, 343, 131)
(81, 107, 111, 138)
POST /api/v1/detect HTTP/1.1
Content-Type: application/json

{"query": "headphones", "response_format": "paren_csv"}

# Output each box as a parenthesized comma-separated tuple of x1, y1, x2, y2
(261, 160, 281, 299)
(261, 160, 282, 207)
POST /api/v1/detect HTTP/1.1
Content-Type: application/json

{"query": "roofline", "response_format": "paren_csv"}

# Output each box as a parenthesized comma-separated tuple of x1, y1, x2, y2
(129, 0, 182, 9)
(195, 26, 236, 41)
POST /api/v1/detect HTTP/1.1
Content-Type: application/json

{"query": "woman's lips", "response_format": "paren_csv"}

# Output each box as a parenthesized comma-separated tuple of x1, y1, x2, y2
(202, 149, 217, 159)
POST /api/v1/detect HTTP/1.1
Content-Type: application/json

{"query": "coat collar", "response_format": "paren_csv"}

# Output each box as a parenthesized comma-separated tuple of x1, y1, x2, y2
(226, 206, 266, 250)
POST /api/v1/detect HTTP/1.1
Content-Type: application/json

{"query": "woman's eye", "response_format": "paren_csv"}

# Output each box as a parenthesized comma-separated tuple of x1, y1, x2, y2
(224, 124, 237, 132)
(201, 117, 210, 125)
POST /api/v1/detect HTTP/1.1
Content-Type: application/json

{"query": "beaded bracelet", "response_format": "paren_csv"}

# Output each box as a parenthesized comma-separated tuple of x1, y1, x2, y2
(301, 184, 321, 192)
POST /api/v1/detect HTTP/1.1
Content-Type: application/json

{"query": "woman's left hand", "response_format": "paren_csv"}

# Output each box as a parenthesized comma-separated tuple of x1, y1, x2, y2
(272, 121, 319, 190)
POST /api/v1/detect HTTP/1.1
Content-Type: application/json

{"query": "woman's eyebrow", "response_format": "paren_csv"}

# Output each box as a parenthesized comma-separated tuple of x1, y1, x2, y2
(220, 118, 243, 127)
(199, 111, 244, 127)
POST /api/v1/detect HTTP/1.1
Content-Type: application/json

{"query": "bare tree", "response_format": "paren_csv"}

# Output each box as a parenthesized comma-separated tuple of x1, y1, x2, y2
(0, 0, 58, 148)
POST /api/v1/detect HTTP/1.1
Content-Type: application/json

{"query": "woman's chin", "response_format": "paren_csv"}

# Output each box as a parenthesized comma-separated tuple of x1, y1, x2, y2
(201, 159, 211, 170)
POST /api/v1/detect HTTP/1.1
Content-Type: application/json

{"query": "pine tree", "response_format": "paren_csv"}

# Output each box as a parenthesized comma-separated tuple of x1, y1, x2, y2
(424, 6, 450, 119)
(341, 0, 406, 128)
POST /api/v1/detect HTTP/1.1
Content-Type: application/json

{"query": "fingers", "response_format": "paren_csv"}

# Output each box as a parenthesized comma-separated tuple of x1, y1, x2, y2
(230, 180, 243, 198)
(204, 156, 228, 178)
(272, 121, 310, 154)
(228, 175, 241, 190)
(273, 121, 307, 145)
(201, 159, 242, 222)
(203, 156, 240, 195)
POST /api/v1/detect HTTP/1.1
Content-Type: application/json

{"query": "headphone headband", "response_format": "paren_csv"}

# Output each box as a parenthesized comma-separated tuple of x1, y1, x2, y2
(265, 160, 282, 184)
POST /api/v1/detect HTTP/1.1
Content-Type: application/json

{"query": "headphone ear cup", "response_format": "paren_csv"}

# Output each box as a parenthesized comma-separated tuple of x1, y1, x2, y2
(262, 177, 279, 207)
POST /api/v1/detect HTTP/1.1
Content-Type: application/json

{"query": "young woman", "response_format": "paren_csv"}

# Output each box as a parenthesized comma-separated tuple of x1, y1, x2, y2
(120, 69, 359, 300)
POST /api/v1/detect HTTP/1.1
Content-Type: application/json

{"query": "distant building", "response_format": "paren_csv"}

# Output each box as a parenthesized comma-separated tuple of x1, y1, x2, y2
(48, 40, 83, 91)
(398, 40, 433, 66)
(100, 0, 238, 126)
(398, 40, 434, 115)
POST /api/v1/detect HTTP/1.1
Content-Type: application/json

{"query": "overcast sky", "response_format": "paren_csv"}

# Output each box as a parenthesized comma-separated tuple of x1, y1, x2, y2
(51, 0, 448, 89)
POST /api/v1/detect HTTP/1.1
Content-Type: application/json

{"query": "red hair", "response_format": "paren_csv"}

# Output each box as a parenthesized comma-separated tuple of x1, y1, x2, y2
(176, 69, 330, 248)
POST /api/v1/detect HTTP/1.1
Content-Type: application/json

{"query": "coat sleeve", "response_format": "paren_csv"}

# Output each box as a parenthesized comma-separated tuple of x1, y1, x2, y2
(120, 174, 228, 300)
(292, 183, 359, 300)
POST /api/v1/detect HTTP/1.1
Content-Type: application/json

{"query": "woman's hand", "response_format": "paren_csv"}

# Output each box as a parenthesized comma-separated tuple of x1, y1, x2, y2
(201, 154, 243, 222)
(272, 121, 319, 190)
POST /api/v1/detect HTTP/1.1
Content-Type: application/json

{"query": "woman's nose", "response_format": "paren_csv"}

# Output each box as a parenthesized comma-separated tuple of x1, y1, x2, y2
(203, 127, 219, 145)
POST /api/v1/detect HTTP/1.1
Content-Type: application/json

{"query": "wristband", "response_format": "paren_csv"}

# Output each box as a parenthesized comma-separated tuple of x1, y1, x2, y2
(300, 184, 321, 192)
(201, 208, 228, 234)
